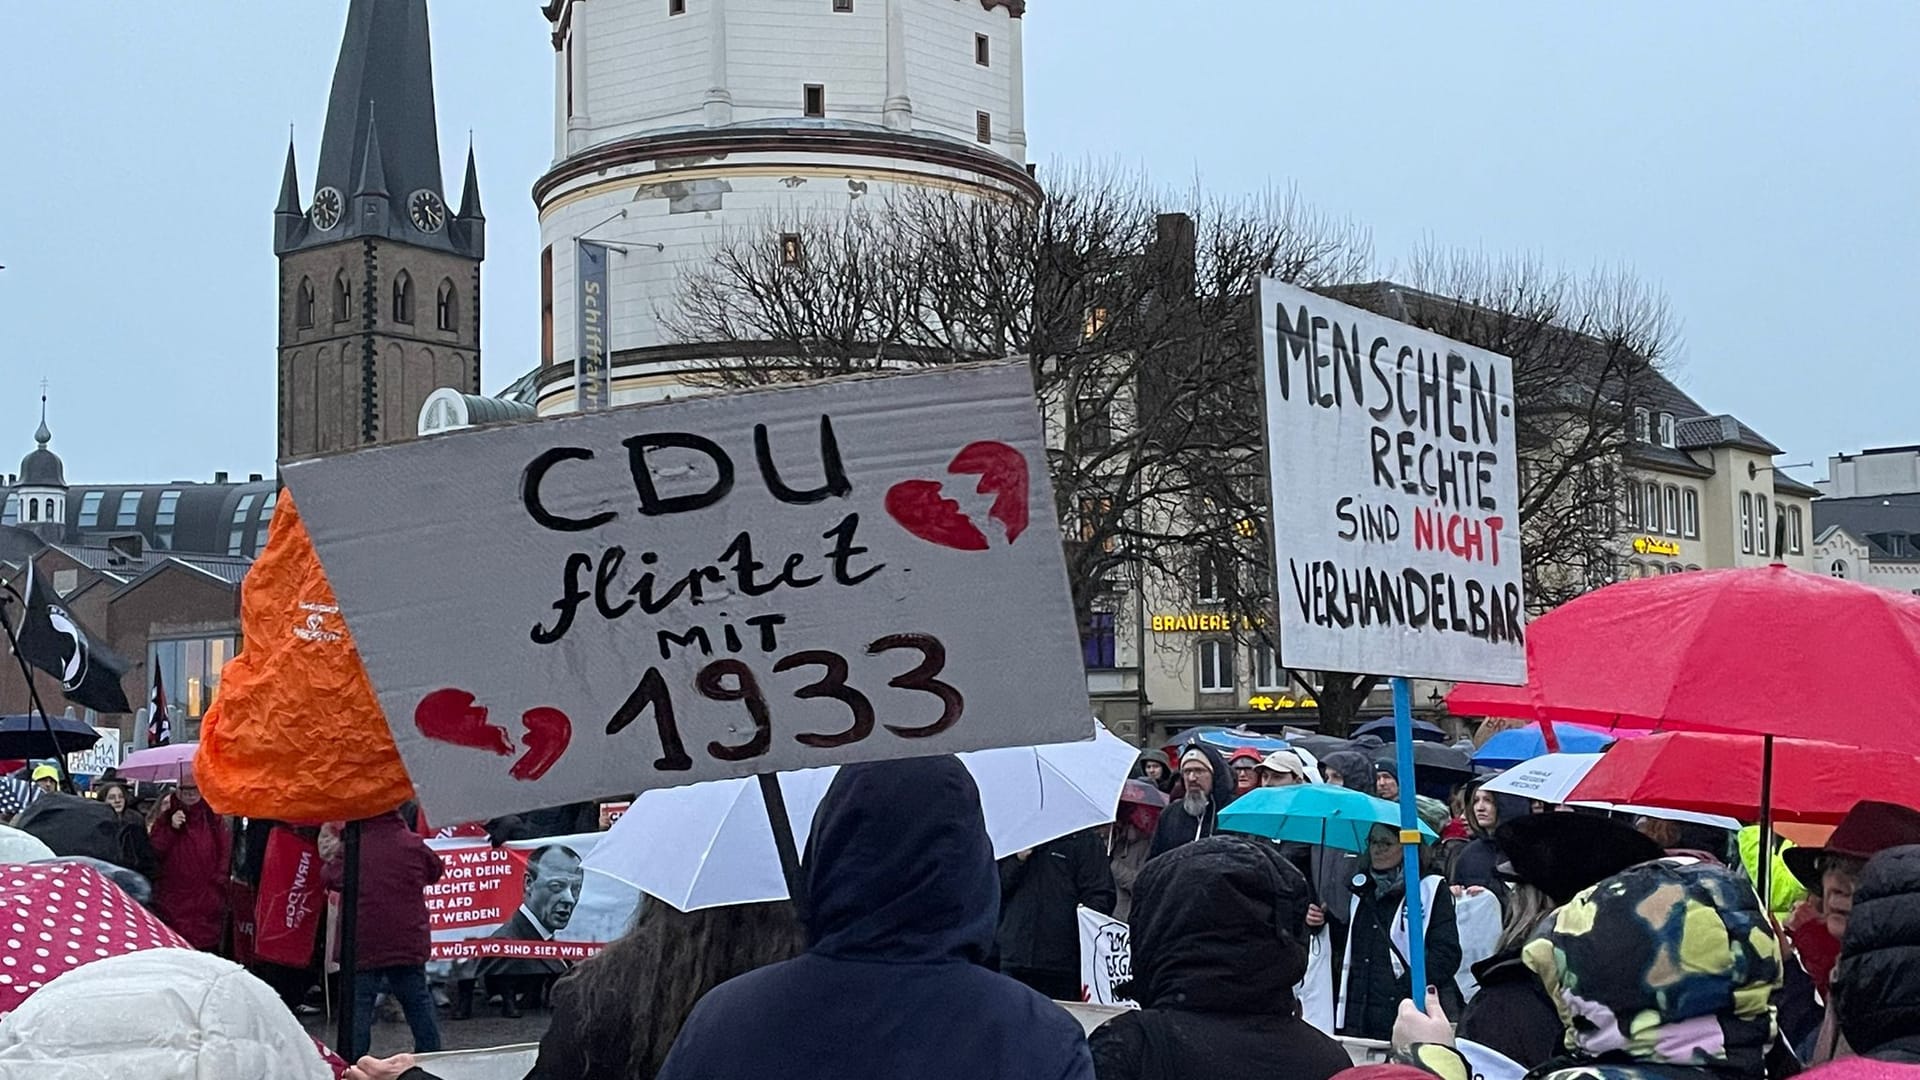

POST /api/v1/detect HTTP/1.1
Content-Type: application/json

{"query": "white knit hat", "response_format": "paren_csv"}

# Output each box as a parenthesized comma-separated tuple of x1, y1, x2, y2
(1178, 747, 1214, 775)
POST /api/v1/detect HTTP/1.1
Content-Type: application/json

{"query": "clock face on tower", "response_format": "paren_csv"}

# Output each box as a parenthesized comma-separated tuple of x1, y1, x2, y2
(409, 189, 446, 233)
(310, 187, 343, 230)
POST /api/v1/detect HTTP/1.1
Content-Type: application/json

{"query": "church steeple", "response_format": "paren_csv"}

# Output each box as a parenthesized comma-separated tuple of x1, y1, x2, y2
(274, 0, 484, 464)
(279, 0, 479, 258)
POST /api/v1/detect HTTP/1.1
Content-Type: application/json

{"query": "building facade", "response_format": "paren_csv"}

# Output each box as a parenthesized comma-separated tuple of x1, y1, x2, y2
(275, 0, 485, 461)
(1813, 445, 1920, 594)
(531, 0, 1038, 414)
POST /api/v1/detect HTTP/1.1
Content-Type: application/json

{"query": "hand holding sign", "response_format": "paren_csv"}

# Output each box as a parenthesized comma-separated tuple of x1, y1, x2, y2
(284, 364, 1091, 825)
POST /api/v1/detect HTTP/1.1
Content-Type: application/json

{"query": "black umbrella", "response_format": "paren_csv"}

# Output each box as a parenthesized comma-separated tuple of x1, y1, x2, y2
(1351, 717, 1448, 744)
(12, 794, 134, 868)
(0, 713, 100, 759)
(1373, 741, 1476, 785)
(1285, 733, 1353, 760)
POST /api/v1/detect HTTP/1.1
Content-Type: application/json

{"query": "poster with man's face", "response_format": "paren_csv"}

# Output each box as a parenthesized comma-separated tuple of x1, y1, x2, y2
(424, 833, 641, 963)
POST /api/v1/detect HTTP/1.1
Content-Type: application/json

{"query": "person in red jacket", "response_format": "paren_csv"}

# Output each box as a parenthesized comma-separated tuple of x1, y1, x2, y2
(319, 810, 445, 1061)
(148, 780, 232, 951)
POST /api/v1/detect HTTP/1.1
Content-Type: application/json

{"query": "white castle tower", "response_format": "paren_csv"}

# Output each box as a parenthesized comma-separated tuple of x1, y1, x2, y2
(533, 0, 1037, 414)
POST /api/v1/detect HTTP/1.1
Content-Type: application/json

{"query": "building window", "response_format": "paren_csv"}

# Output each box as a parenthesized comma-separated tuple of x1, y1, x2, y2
(1643, 481, 1661, 533)
(333, 272, 352, 322)
(26, 499, 38, 523)
(1663, 486, 1681, 538)
(540, 246, 554, 366)
(1788, 506, 1804, 554)
(227, 494, 256, 556)
(1076, 392, 1111, 452)
(1740, 491, 1753, 554)
(779, 233, 805, 267)
(1682, 488, 1700, 539)
(1668, 562, 1684, 575)
(1830, 559, 1848, 579)
(1755, 496, 1769, 556)
(149, 636, 236, 738)
(1656, 412, 1676, 448)
(1083, 307, 1109, 340)
(1624, 481, 1641, 528)
(436, 280, 457, 332)
(77, 491, 103, 528)
(1198, 640, 1234, 694)
(393, 271, 414, 324)
(832, 0, 853, 10)
(803, 84, 826, 118)
(1633, 407, 1651, 443)
(296, 277, 315, 329)
(1082, 611, 1116, 670)
(975, 111, 992, 144)
(155, 490, 180, 550)
(1687, 564, 1702, 572)
(975, 33, 990, 65)
(115, 491, 140, 528)
(669, 0, 686, 13)
(0, 494, 16, 525)
(1251, 643, 1283, 692)
(1198, 553, 1232, 603)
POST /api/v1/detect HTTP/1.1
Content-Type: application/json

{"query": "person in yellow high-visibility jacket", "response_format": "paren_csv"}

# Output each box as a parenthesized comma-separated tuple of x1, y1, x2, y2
(1738, 825, 1806, 922)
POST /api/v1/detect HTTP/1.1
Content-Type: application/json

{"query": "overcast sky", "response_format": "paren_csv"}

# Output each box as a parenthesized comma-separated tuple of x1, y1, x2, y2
(2, 2, 1914, 485)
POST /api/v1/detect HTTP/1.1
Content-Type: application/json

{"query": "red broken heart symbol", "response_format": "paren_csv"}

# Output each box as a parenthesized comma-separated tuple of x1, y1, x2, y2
(415, 689, 573, 782)
(884, 441, 1030, 551)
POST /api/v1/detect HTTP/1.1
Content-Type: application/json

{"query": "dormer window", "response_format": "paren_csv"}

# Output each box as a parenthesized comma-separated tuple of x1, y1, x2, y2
(1633, 407, 1650, 443)
(1656, 412, 1676, 448)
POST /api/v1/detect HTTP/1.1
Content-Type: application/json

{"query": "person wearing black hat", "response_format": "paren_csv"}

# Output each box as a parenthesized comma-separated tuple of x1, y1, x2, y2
(1780, 800, 1920, 1064)
(1455, 812, 1663, 1069)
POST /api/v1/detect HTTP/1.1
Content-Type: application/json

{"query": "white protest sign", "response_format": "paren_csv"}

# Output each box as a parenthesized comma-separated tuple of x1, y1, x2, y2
(1077, 906, 1136, 1008)
(1259, 279, 1527, 684)
(66, 727, 122, 776)
(283, 363, 1092, 825)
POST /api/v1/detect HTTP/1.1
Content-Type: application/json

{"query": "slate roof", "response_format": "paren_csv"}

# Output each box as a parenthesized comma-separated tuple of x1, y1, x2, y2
(1814, 494, 1920, 563)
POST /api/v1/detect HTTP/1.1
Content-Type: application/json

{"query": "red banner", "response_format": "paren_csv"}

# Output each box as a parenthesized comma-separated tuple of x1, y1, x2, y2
(423, 834, 639, 963)
(255, 830, 325, 968)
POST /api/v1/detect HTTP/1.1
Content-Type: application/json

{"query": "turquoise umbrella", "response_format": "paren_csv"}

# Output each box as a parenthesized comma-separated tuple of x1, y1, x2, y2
(1217, 784, 1437, 854)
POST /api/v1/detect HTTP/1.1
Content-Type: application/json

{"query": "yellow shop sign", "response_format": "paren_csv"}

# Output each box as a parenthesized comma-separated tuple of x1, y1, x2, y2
(1632, 536, 1681, 557)
(1151, 612, 1243, 633)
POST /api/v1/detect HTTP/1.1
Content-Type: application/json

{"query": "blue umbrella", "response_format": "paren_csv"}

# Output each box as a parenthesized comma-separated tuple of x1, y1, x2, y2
(1472, 724, 1616, 768)
(1217, 784, 1437, 854)
(1351, 717, 1447, 744)
(1175, 726, 1292, 755)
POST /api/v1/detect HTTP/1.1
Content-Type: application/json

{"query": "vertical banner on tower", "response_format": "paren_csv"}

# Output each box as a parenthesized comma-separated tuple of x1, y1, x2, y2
(1257, 278, 1528, 685)
(575, 240, 611, 412)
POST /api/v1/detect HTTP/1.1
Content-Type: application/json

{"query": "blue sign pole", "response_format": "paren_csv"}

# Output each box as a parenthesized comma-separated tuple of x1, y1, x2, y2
(1391, 676, 1428, 1010)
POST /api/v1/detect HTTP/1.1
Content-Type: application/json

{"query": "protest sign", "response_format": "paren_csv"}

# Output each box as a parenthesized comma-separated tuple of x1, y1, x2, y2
(283, 363, 1091, 825)
(425, 832, 642, 963)
(1077, 906, 1136, 1008)
(1258, 279, 1527, 684)
(65, 727, 121, 776)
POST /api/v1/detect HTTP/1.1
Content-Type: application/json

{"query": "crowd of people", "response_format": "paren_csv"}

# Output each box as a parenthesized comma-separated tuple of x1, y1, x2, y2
(0, 735, 1917, 1080)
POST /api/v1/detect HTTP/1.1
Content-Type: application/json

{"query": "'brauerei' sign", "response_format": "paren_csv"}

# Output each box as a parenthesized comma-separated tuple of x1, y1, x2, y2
(1258, 279, 1527, 685)
(284, 363, 1092, 824)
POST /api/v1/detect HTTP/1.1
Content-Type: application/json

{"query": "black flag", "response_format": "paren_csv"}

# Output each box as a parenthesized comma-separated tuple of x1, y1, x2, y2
(11, 563, 132, 715)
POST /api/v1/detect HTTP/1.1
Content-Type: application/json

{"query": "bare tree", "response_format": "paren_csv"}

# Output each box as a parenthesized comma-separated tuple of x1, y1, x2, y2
(669, 166, 1371, 647)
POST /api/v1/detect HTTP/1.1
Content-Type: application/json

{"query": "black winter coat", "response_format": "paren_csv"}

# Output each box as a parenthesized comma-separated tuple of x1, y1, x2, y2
(1457, 948, 1563, 1070)
(997, 828, 1116, 975)
(1339, 871, 1461, 1041)
(1832, 844, 1920, 1061)
(1089, 836, 1351, 1080)
(1146, 743, 1235, 861)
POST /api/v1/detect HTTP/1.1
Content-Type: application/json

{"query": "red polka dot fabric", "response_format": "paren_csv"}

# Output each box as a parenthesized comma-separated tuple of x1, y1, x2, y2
(0, 862, 189, 1015)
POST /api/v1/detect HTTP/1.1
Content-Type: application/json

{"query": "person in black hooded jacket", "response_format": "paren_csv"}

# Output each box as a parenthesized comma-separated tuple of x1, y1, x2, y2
(656, 755, 1092, 1080)
(1824, 843, 1920, 1067)
(1147, 742, 1235, 861)
(1088, 835, 1351, 1080)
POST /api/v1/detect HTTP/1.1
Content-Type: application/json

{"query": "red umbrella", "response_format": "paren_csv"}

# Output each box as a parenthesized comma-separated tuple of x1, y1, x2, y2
(1448, 565, 1920, 755)
(0, 862, 187, 1014)
(1565, 731, 1920, 825)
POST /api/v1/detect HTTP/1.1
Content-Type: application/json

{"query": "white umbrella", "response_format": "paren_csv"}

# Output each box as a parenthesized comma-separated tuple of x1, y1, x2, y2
(1480, 752, 1602, 804)
(585, 725, 1139, 911)
(1568, 802, 1742, 831)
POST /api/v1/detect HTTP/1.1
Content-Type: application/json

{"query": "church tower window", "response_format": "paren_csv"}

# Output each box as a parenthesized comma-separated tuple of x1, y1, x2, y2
(333, 272, 353, 322)
(296, 278, 315, 329)
(393, 271, 415, 324)
(436, 280, 458, 332)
